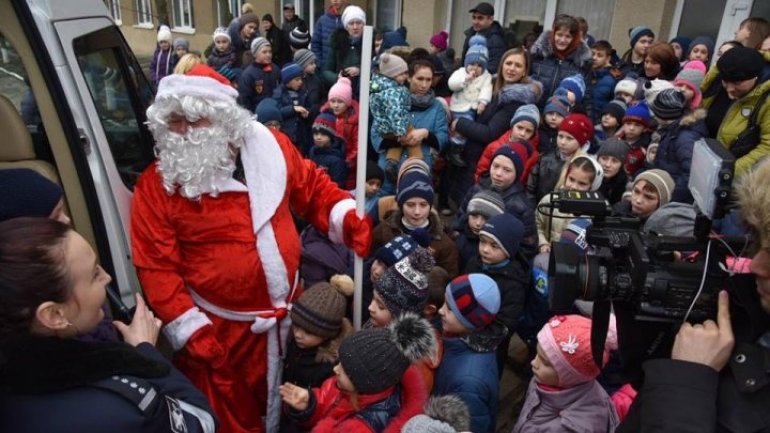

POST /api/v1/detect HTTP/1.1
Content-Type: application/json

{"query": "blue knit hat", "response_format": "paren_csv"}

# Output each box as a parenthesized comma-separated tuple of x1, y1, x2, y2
(688, 36, 714, 61)
(374, 231, 432, 267)
(491, 145, 524, 181)
(0, 169, 63, 221)
(312, 111, 338, 138)
(622, 101, 651, 128)
(464, 35, 489, 68)
(380, 26, 409, 53)
(669, 36, 691, 60)
(397, 170, 434, 206)
(445, 274, 500, 330)
(510, 104, 541, 129)
(479, 213, 524, 258)
(558, 75, 586, 102)
(255, 98, 282, 124)
(544, 93, 570, 117)
(628, 26, 654, 49)
(281, 62, 303, 83)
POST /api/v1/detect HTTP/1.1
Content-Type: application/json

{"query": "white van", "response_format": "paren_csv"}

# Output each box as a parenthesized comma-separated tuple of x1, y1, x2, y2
(1, 0, 154, 309)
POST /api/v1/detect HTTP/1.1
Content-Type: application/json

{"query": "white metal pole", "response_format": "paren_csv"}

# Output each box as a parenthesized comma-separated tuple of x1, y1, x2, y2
(353, 25, 373, 331)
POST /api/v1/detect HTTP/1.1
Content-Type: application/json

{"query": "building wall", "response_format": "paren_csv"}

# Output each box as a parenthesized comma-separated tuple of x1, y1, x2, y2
(608, 0, 676, 55)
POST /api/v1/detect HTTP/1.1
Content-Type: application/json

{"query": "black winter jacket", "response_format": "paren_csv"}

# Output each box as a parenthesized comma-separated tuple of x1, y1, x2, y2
(527, 150, 568, 205)
(464, 255, 529, 333)
(529, 31, 593, 108)
(461, 21, 508, 74)
(653, 110, 708, 204)
(237, 62, 281, 111)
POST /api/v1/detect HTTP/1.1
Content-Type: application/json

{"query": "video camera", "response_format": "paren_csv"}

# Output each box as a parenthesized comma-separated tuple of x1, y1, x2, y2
(545, 138, 754, 371)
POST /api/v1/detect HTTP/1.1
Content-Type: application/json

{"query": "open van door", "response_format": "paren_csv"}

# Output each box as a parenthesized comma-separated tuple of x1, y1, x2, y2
(1, 0, 155, 305)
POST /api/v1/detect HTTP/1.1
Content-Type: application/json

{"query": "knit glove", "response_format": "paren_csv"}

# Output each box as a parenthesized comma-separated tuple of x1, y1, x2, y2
(342, 210, 372, 257)
(184, 326, 227, 369)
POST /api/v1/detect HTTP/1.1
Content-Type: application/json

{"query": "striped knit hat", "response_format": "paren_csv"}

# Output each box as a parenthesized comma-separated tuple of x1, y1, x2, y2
(445, 273, 500, 330)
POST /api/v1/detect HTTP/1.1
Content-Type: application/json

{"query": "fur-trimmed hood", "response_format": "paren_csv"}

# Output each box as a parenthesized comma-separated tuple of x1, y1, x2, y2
(530, 30, 592, 66)
(316, 318, 353, 364)
(679, 107, 708, 127)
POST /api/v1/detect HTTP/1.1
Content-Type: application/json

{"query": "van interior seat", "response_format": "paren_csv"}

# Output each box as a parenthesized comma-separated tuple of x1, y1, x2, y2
(0, 94, 59, 182)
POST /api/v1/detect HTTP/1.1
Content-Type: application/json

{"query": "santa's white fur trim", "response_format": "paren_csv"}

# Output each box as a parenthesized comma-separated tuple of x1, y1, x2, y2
(156, 74, 238, 104)
(265, 317, 292, 432)
(328, 198, 356, 244)
(163, 307, 213, 351)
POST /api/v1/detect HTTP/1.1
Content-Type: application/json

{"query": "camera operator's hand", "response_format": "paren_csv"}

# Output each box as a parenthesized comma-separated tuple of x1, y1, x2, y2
(671, 290, 734, 372)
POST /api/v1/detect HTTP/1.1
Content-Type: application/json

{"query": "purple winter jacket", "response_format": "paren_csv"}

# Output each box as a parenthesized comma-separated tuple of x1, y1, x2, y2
(513, 378, 619, 433)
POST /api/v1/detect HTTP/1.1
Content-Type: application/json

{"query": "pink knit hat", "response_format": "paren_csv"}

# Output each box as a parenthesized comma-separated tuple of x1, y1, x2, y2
(673, 60, 705, 110)
(430, 30, 449, 51)
(537, 314, 618, 387)
(328, 76, 352, 106)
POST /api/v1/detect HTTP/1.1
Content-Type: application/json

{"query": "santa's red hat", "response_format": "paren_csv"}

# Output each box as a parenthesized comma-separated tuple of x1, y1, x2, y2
(155, 64, 237, 103)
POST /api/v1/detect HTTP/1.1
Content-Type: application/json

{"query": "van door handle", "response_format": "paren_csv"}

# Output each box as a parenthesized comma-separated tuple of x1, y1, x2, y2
(78, 128, 91, 155)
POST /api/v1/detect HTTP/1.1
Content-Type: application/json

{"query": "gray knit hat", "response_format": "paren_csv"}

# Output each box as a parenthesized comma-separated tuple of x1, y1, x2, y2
(378, 52, 408, 79)
(510, 104, 541, 128)
(597, 137, 630, 162)
(402, 395, 471, 433)
(293, 49, 316, 69)
(635, 169, 675, 207)
(650, 88, 686, 120)
(374, 247, 435, 316)
(467, 190, 505, 218)
(250, 36, 271, 55)
(289, 26, 311, 49)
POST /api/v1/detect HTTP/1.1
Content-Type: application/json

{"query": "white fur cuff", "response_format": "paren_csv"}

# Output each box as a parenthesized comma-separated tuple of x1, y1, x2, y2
(163, 307, 213, 351)
(328, 198, 356, 245)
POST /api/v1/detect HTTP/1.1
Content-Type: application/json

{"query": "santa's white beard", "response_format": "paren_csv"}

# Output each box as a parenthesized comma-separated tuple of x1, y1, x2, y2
(154, 124, 237, 200)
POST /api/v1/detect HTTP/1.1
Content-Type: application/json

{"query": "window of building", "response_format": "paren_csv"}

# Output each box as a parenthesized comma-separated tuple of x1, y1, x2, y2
(105, 0, 122, 24)
(172, 0, 194, 30)
(555, 0, 616, 42)
(136, 0, 152, 27)
(374, 0, 402, 31)
(216, 0, 243, 27)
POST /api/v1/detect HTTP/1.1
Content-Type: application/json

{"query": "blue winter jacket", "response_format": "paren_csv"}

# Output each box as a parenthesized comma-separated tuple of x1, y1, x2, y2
(309, 135, 347, 188)
(434, 322, 507, 433)
(372, 92, 449, 195)
(653, 110, 708, 204)
(311, 7, 343, 70)
(237, 62, 280, 112)
(529, 31, 593, 108)
(590, 67, 620, 121)
(272, 85, 311, 153)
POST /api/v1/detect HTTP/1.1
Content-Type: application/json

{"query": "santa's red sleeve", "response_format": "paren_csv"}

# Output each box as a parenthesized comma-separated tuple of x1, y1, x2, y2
(131, 165, 212, 351)
(271, 130, 356, 246)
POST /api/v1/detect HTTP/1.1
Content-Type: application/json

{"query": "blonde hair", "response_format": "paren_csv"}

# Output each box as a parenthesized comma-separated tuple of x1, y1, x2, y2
(737, 159, 770, 250)
(241, 2, 254, 15)
(493, 48, 531, 94)
(173, 53, 202, 74)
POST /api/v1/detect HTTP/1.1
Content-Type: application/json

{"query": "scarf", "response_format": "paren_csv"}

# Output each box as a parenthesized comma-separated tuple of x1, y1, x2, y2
(409, 89, 435, 111)
(401, 217, 430, 231)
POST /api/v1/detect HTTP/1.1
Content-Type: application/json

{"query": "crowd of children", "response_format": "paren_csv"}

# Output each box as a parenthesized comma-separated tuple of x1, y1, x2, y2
(143, 7, 770, 433)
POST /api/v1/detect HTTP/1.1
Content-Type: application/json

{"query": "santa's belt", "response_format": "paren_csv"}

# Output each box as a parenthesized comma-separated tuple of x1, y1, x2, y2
(188, 288, 289, 332)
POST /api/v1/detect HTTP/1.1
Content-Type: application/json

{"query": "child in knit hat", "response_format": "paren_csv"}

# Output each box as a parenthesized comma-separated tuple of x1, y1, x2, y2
(237, 37, 280, 111)
(513, 314, 619, 433)
(539, 92, 571, 155)
(446, 35, 493, 167)
(455, 190, 505, 270)
(293, 49, 324, 118)
(369, 246, 435, 327)
(612, 168, 675, 220)
(354, 160, 384, 216)
(673, 60, 706, 110)
(323, 76, 359, 189)
(280, 313, 437, 432)
(595, 99, 627, 140)
(474, 104, 541, 183)
(402, 395, 472, 433)
(150, 25, 174, 87)
(429, 30, 456, 78)
(527, 112, 594, 204)
(371, 52, 418, 183)
(556, 74, 587, 106)
(687, 35, 714, 65)
(274, 62, 311, 152)
(207, 27, 237, 72)
(613, 78, 638, 106)
(309, 112, 347, 187)
(434, 273, 505, 433)
(465, 213, 530, 374)
(619, 101, 653, 177)
(596, 138, 630, 205)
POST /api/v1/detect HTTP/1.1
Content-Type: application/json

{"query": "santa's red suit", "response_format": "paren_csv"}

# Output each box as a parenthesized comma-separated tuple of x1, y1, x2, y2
(131, 68, 366, 433)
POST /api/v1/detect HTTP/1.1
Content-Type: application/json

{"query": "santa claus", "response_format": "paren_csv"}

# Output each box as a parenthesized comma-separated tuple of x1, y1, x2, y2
(131, 65, 370, 433)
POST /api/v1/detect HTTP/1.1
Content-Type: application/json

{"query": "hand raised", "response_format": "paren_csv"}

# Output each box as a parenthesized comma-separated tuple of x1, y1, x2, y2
(279, 382, 309, 411)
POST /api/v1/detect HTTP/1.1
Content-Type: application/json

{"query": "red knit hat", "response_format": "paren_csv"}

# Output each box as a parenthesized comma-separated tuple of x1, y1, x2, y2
(537, 314, 618, 387)
(558, 113, 594, 146)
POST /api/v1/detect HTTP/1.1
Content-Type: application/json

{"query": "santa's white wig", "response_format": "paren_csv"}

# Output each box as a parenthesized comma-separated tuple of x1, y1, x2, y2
(146, 71, 254, 200)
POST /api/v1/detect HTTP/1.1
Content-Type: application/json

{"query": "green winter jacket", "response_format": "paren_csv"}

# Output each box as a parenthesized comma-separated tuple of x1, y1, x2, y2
(701, 51, 770, 177)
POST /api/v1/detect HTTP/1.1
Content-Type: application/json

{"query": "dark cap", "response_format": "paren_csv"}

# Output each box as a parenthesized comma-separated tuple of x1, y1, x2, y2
(717, 46, 764, 83)
(469, 2, 494, 16)
(283, 3, 295, 9)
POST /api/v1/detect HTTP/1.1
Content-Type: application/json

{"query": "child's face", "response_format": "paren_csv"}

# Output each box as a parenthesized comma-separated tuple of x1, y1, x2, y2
(616, 92, 634, 105)
(479, 234, 508, 264)
(601, 113, 619, 130)
(489, 155, 517, 190)
(557, 131, 581, 157)
(333, 363, 356, 392)
(467, 213, 487, 235)
(328, 98, 348, 116)
(50, 199, 71, 225)
(563, 166, 594, 192)
(676, 84, 695, 102)
(214, 37, 231, 51)
(735, 24, 751, 45)
(466, 63, 483, 76)
(598, 155, 622, 178)
(438, 295, 469, 335)
(531, 343, 559, 386)
(671, 42, 683, 60)
(394, 71, 409, 85)
(643, 57, 661, 78)
(544, 112, 564, 129)
(159, 40, 171, 50)
(370, 259, 387, 282)
(292, 325, 326, 349)
(374, 37, 383, 54)
(511, 121, 535, 142)
(633, 35, 654, 58)
(303, 60, 317, 75)
(689, 44, 709, 63)
(631, 180, 660, 218)
(175, 46, 187, 57)
(647, 145, 658, 162)
(402, 198, 431, 227)
(623, 122, 643, 142)
(368, 291, 393, 327)
(365, 178, 382, 198)
(592, 49, 611, 69)
(313, 131, 331, 147)
(429, 43, 440, 54)
(254, 46, 273, 64)
(287, 76, 303, 91)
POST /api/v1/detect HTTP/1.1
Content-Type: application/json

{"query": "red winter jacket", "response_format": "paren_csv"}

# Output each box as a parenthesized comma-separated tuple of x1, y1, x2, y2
(321, 100, 360, 188)
(474, 129, 540, 185)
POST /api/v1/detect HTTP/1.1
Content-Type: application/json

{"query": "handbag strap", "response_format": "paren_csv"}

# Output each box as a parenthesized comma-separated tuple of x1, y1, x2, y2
(747, 89, 770, 127)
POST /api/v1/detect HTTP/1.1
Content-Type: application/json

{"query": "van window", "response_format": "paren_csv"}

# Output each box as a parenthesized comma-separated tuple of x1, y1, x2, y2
(74, 27, 155, 188)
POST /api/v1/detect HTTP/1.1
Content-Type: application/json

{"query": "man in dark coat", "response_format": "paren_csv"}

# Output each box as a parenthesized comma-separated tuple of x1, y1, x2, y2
(461, 2, 507, 74)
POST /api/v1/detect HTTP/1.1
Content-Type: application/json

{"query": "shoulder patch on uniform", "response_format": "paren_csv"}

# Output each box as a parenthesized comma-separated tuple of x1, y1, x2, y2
(166, 396, 189, 433)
